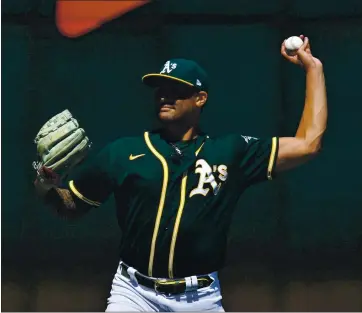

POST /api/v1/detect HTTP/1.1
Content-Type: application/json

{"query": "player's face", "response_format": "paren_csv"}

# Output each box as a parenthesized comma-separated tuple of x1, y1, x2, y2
(154, 83, 200, 123)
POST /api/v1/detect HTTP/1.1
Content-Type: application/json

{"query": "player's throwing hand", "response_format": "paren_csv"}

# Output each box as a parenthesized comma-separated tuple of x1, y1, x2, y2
(281, 35, 323, 70)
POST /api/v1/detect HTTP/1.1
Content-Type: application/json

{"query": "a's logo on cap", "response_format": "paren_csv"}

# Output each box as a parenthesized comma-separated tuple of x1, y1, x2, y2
(160, 61, 177, 74)
(196, 79, 202, 86)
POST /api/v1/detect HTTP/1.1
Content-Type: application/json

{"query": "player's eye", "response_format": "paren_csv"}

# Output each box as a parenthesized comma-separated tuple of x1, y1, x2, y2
(176, 88, 197, 99)
(154, 86, 196, 101)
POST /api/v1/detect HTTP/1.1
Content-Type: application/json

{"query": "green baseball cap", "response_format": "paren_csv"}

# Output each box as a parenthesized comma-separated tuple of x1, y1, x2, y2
(142, 58, 209, 92)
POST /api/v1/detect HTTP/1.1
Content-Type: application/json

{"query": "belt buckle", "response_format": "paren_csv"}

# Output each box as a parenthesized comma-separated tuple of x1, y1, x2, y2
(154, 279, 175, 296)
(154, 280, 160, 293)
(154, 279, 165, 294)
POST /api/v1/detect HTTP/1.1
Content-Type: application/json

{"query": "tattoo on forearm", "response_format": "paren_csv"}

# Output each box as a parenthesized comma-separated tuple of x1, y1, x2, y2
(43, 187, 91, 219)
(55, 188, 76, 210)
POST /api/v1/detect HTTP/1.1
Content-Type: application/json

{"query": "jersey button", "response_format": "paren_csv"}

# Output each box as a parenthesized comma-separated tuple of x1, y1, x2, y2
(164, 227, 168, 231)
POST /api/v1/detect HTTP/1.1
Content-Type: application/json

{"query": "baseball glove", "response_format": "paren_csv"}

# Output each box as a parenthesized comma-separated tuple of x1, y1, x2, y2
(33, 109, 91, 191)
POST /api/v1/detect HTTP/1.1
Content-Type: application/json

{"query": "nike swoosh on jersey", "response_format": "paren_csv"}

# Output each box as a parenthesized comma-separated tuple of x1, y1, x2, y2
(129, 154, 146, 161)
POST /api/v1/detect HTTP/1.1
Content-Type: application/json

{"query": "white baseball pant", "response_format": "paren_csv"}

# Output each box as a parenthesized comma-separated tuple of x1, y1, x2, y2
(106, 261, 225, 312)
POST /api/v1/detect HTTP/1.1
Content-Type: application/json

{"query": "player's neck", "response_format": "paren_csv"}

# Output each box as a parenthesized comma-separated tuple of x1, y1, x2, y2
(162, 124, 200, 142)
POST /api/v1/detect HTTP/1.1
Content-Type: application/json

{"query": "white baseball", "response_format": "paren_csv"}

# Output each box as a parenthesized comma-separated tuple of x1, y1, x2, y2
(285, 36, 303, 51)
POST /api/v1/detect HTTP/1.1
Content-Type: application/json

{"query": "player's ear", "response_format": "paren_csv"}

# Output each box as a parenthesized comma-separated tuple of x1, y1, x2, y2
(195, 91, 208, 108)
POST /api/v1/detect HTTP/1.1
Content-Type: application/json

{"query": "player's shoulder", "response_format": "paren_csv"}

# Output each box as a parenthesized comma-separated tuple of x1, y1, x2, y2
(109, 132, 148, 146)
(96, 132, 148, 157)
(211, 133, 262, 142)
(206, 133, 265, 155)
(206, 133, 254, 145)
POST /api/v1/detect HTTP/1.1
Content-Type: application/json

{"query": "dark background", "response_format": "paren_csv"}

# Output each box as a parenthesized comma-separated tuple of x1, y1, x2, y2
(2, 0, 362, 311)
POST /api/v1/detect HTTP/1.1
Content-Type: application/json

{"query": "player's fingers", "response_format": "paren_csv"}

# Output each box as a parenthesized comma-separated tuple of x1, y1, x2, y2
(281, 46, 299, 64)
(281, 53, 300, 65)
(280, 39, 286, 55)
(281, 41, 291, 57)
(41, 166, 56, 179)
(282, 54, 300, 65)
(280, 46, 289, 59)
(300, 35, 312, 53)
(281, 39, 302, 65)
(299, 36, 309, 52)
(306, 42, 312, 54)
(296, 37, 310, 60)
(280, 41, 288, 57)
(304, 36, 312, 54)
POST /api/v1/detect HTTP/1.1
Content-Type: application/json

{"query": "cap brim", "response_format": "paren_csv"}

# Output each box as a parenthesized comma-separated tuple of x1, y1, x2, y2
(142, 74, 195, 89)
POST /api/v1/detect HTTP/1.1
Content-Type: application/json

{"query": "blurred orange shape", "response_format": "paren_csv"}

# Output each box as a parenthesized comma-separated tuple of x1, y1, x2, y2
(56, 1, 150, 38)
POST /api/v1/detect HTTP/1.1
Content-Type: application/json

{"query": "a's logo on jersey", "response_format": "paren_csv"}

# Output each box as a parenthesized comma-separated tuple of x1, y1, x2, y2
(241, 135, 258, 143)
(160, 61, 177, 74)
(189, 159, 228, 198)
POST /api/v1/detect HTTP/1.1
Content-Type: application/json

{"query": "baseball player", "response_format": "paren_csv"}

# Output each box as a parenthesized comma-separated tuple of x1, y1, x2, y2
(33, 35, 327, 311)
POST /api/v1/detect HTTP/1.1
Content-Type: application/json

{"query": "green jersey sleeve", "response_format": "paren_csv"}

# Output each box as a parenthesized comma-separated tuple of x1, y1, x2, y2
(67, 142, 118, 207)
(235, 135, 279, 185)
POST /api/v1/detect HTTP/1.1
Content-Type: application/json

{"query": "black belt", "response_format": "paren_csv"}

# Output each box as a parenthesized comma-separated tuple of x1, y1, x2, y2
(120, 263, 213, 295)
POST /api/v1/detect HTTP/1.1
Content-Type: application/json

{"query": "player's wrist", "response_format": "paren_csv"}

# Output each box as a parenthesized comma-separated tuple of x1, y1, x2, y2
(34, 177, 54, 197)
(305, 64, 324, 74)
(33, 164, 62, 197)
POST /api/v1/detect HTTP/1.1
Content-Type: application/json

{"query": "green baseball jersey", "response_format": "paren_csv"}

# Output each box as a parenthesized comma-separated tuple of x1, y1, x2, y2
(68, 130, 278, 278)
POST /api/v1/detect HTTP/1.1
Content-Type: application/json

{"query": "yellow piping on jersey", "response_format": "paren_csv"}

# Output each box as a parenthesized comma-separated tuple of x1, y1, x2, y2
(195, 141, 205, 156)
(267, 137, 278, 180)
(167, 140, 206, 278)
(69, 180, 101, 207)
(144, 131, 169, 277)
(168, 172, 188, 278)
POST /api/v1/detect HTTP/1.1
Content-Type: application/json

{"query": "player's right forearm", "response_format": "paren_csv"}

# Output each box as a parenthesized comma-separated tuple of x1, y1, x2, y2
(295, 66, 327, 152)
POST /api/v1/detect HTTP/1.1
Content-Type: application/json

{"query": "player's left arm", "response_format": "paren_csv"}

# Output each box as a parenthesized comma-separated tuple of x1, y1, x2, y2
(276, 35, 327, 173)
